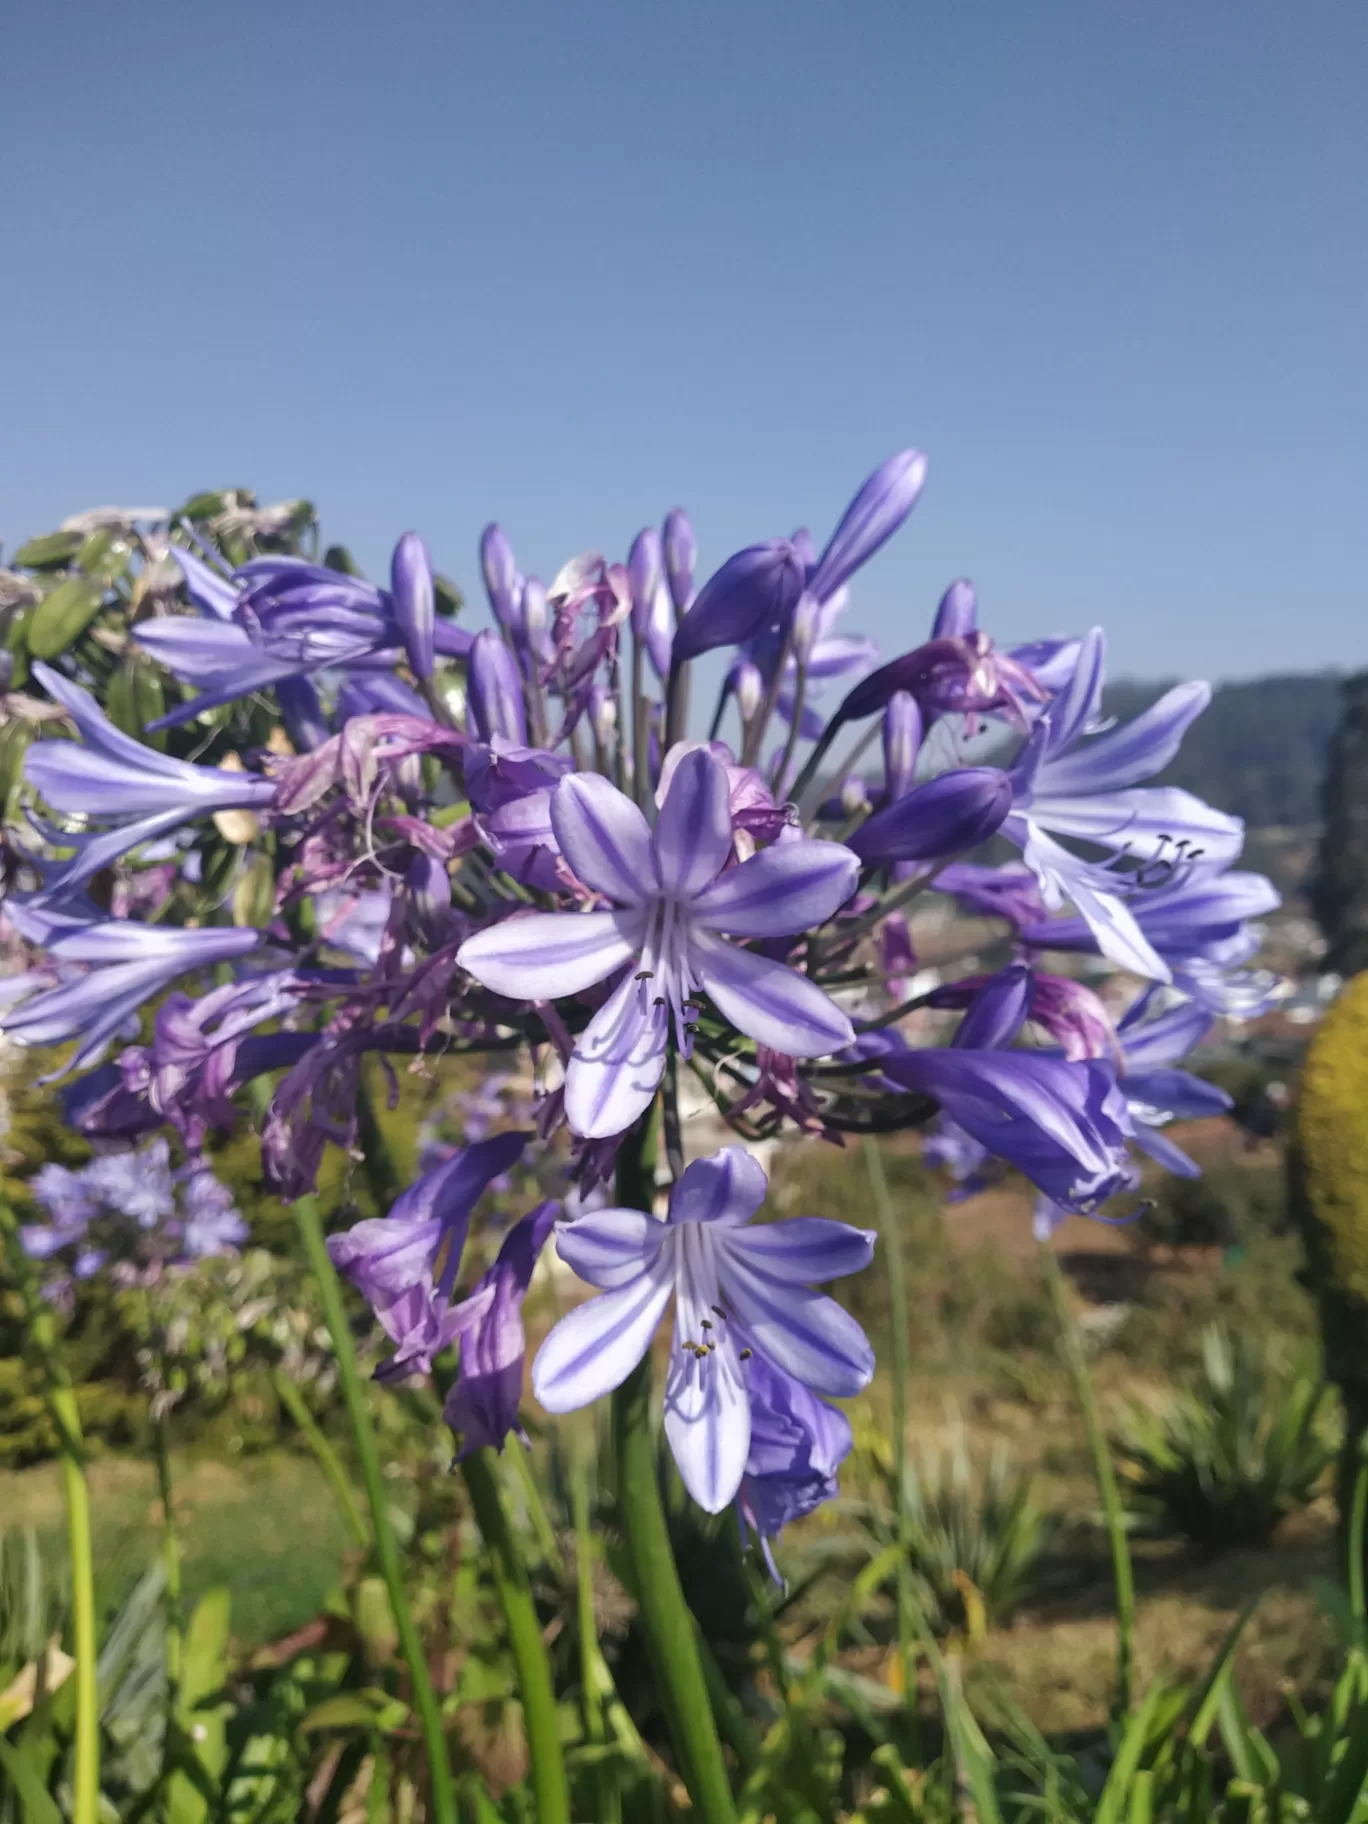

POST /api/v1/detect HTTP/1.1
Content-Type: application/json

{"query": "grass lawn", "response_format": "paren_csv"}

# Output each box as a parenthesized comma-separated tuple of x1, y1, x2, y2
(0, 1447, 353, 1651)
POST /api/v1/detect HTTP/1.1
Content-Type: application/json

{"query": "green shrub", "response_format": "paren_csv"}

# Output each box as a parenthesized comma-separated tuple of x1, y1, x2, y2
(1142, 1162, 1287, 1250)
(1113, 1323, 1336, 1550)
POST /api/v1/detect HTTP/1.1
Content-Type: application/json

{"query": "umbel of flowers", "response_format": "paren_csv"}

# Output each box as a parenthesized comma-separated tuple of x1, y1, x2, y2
(0, 457, 1278, 1816)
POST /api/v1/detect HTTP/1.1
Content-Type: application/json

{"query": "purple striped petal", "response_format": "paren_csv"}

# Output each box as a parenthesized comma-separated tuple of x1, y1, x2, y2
(725, 1218, 875, 1284)
(806, 451, 928, 605)
(1016, 824, 1171, 982)
(690, 839, 858, 937)
(851, 768, 1011, 866)
(1042, 627, 1106, 758)
(717, 1253, 874, 1397)
(555, 1207, 667, 1288)
(168, 545, 241, 619)
(551, 774, 659, 906)
(691, 927, 853, 1057)
(665, 1223, 750, 1511)
(1030, 787, 1244, 867)
(654, 748, 732, 898)
(1038, 681, 1211, 797)
(532, 1255, 674, 1411)
(1118, 1001, 1213, 1071)
(952, 964, 1033, 1051)
(1129, 1123, 1202, 1177)
(670, 1147, 768, 1226)
(457, 910, 640, 1000)
(564, 967, 668, 1139)
(1124, 1067, 1231, 1122)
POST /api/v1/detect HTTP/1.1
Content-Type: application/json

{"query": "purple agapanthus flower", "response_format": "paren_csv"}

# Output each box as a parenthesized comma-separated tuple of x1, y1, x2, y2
(0, 900, 263, 1074)
(22, 662, 276, 898)
(443, 1198, 560, 1456)
(139, 541, 471, 728)
(457, 748, 859, 1139)
(534, 1146, 875, 1513)
(327, 1132, 529, 1382)
(1002, 630, 1243, 981)
(1020, 863, 1281, 1017)
(737, 1346, 853, 1576)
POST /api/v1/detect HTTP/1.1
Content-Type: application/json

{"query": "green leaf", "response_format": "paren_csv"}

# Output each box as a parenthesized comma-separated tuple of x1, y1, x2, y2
(180, 1585, 230, 1709)
(322, 544, 361, 576)
(231, 852, 275, 928)
(77, 529, 131, 586)
(27, 578, 106, 660)
(105, 655, 167, 749)
(298, 1690, 408, 1735)
(0, 719, 33, 815)
(12, 532, 82, 570)
(178, 491, 239, 521)
(435, 572, 463, 618)
(0, 1734, 63, 1823)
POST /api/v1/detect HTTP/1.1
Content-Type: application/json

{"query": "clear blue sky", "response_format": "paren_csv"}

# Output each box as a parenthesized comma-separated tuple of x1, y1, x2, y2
(2, 0, 1364, 682)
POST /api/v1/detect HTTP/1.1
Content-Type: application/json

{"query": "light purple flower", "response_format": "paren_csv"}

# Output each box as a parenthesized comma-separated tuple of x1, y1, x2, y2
(328, 1131, 530, 1382)
(23, 662, 275, 898)
(1003, 630, 1242, 982)
(533, 1146, 875, 1512)
(457, 748, 859, 1138)
(179, 1169, 248, 1257)
(0, 901, 262, 1073)
(443, 1198, 560, 1455)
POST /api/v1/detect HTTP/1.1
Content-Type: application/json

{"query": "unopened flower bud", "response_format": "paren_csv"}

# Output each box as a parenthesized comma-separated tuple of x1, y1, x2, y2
(480, 524, 520, 632)
(467, 631, 528, 744)
(391, 531, 435, 680)
(663, 508, 696, 612)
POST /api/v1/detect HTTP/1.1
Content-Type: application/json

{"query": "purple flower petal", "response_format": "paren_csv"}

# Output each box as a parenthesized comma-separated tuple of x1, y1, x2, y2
(467, 630, 528, 745)
(1039, 681, 1211, 797)
(931, 579, 976, 640)
(717, 1254, 874, 1397)
(555, 1206, 667, 1288)
(391, 532, 436, 681)
(665, 1223, 750, 1511)
(532, 1255, 674, 1411)
(690, 839, 858, 938)
(564, 968, 667, 1139)
(669, 1146, 768, 1226)
(691, 927, 854, 1057)
(457, 909, 641, 1000)
(654, 748, 733, 898)
(1129, 1123, 1202, 1176)
(727, 1218, 875, 1283)
(550, 774, 659, 906)
(1042, 627, 1106, 758)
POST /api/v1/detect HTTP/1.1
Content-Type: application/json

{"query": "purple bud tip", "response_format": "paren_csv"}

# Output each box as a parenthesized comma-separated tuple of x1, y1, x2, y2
(807, 450, 928, 605)
(391, 531, 435, 680)
(672, 540, 806, 667)
(931, 578, 977, 641)
(468, 629, 528, 745)
(663, 508, 697, 612)
(480, 524, 519, 631)
(628, 528, 663, 627)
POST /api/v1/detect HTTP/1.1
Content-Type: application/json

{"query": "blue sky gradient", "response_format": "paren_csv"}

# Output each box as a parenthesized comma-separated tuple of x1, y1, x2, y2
(2, 0, 1364, 680)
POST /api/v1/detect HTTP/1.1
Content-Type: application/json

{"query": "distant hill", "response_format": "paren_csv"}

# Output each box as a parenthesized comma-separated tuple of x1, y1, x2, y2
(1102, 673, 1342, 830)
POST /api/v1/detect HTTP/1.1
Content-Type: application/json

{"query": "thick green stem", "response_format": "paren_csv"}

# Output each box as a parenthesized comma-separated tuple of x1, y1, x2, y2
(153, 1413, 183, 1711)
(863, 1140, 918, 1703)
(0, 1206, 99, 1823)
(272, 1368, 369, 1550)
(611, 1115, 738, 1822)
(460, 1450, 570, 1824)
(572, 1432, 620, 1824)
(292, 1195, 457, 1824)
(1040, 1240, 1135, 1719)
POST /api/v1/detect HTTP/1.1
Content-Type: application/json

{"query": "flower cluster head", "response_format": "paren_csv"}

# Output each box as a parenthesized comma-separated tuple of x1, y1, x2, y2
(0, 453, 1275, 1558)
(22, 1138, 245, 1298)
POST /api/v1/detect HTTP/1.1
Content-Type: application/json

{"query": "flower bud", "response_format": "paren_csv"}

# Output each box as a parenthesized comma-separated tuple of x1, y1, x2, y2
(882, 691, 923, 801)
(467, 630, 528, 744)
(807, 450, 928, 604)
(628, 528, 663, 632)
(731, 658, 764, 723)
(662, 508, 696, 612)
(407, 852, 452, 946)
(480, 524, 520, 632)
(391, 531, 435, 680)
(849, 767, 1011, 866)
(672, 540, 805, 665)
(931, 578, 976, 640)
(840, 774, 869, 818)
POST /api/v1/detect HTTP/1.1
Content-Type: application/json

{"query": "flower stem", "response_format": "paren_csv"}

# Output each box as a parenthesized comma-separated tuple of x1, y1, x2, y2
(1039, 1238, 1135, 1719)
(862, 1140, 919, 1707)
(460, 1450, 570, 1824)
(291, 1194, 457, 1824)
(153, 1412, 182, 1715)
(0, 1204, 99, 1824)
(610, 1115, 738, 1822)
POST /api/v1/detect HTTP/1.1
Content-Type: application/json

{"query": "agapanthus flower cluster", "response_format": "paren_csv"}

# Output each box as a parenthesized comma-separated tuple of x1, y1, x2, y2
(0, 451, 1277, 1556)
(22, 1138, 245, 1299)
